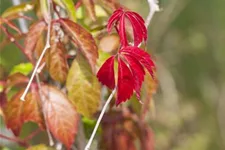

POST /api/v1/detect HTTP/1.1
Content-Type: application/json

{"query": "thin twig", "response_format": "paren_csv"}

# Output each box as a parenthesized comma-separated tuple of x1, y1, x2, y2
(0, 133, 29, 147)
(84, 88, 116, 150)
(145, 0, 160, 27)
(20, 0, 52, 101)
(24, 128, 42, 141)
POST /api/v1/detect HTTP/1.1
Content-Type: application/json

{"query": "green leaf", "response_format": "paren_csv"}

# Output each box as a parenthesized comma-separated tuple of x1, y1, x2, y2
(1, 2, 34, 18)
(10, 63, 33, 75)
(26, 144, 54, 150)
(66, 55, 101, 117)
(62, 0, 77, 22)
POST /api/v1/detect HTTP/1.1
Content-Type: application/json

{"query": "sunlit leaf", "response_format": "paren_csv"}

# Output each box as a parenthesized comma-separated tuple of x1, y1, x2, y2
(1, 2, 34, 18)
(3, 89, 45, 136)
(26, 144, 54, 150)
(10, 63, 33, 75)
(82, 0, 96, 21)
(66, 55, 100, 117)
(45, 28, 68, 83)
(60, 18, 98, 72)
(24, 21, 46, 62)
(40, 0, 50, 22)
(41, 85, 79, 149)
(53, 0, 65, 8)
(62, 0, 77, 22)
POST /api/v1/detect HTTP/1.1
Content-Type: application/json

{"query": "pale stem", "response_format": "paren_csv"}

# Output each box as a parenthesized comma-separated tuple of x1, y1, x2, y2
(84, 88, 117, 150)
(20, 0, 52, 101)
(145, 0, 160, 27)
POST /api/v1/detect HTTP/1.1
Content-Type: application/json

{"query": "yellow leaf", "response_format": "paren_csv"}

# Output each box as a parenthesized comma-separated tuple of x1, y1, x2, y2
(66, 55, 100, 117)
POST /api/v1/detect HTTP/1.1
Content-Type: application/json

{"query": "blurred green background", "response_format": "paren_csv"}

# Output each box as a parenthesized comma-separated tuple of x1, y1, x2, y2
(1, 0, 225, 150)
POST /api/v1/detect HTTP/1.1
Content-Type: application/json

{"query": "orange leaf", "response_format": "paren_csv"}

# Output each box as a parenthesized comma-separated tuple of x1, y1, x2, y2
(59, 18, 98, 73)
(41, 85, 79, 149)
(3, 89, 45, 136)
(24, 21, 46, 62)
(45, 28, 68, 83)
(6, 72, 29, 89)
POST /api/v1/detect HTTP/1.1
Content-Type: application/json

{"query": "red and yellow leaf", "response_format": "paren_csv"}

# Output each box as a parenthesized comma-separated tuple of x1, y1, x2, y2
(24, 21, 46, 62)
(45, 28, 68, 83)
(59, 18, 98, 73)
(3, 89, 45, 136)
(41, 85, 79, 149)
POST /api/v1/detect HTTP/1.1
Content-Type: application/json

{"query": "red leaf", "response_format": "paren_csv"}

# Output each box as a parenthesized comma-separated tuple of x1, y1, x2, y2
(6, 72, 29, 88)
(59, 18, 98, 73)
(107, 8, 123, 33)
(3, 89, 45, 136)
(41, 85, 79, 149)
(97, 56, 115, 89)
(107, 8, 147, 47)
(24, 21, 46, 62)
(121, 46, 155, 78)
(119, 13, 128, 47)
(123, 54, 145, 100)
(116, 57, 134, 105)
(126, 12, 147, 46)
(141, 126, 154, 150)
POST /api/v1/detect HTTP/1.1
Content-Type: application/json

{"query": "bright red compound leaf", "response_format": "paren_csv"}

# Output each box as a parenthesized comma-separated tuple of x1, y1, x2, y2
(97, 56, 115, 89)
(116, 57, 134, 105)
(107, 8, 147, 47)
(123, 54, 145, 100)
(121, 46, 155, 78)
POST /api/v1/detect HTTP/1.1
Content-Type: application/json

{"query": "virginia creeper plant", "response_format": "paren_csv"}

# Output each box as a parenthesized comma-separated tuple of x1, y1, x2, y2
(0, 0, 159, 150)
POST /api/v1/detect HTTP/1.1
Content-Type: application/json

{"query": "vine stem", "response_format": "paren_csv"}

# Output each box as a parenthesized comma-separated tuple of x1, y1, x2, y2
(84, 88, 117, 150)
(20, 0, 52, 101)
(145, 0, 160, 27)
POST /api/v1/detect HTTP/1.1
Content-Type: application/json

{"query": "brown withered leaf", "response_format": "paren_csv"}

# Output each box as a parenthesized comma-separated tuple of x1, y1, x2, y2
(3, 89, 45, 136)
(100, 111, 137, 150)
(141, 71, 158, 119)
(6, 72, 29, 89)
(45, 28, 68, 83)
(24, 20, 46, 62)
(59, 18, 98, 73)
(140, 126, 154, 150)
(82, 0, 97, 21)
(66, 55, 100, 118)
(41, 85, 79, 149)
